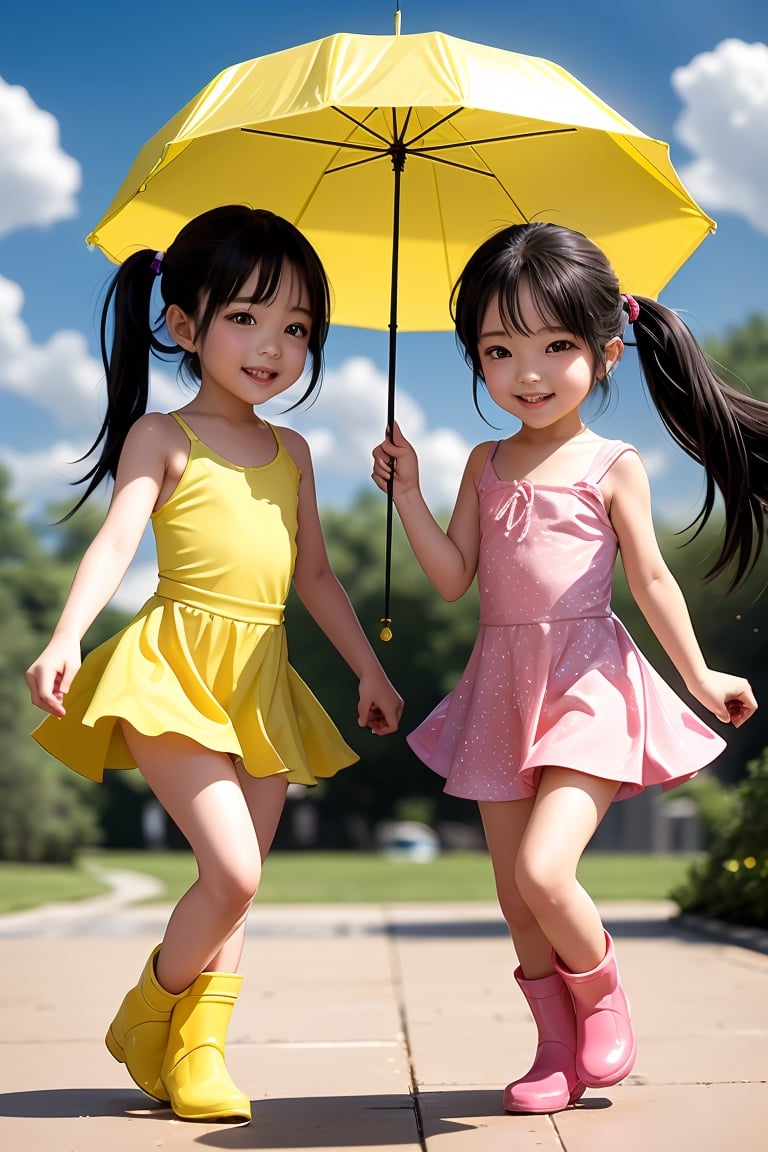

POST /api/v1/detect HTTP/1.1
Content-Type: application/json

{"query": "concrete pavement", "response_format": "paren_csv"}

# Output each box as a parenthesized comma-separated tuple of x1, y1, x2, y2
(0, 879, 766, 1151)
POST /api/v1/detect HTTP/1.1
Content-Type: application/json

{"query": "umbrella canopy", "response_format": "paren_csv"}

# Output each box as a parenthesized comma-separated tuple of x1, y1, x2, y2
(88, 30, 714, 329)
(87, 30, 715, 637)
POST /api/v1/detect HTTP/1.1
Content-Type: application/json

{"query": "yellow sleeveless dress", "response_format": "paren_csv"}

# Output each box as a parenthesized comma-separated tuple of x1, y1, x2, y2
(32, 413, 358, 783)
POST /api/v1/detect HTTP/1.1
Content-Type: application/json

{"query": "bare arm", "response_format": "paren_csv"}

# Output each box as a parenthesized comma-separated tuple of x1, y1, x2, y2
(25, 415, 169, 716)
(371, 422, 483, 601)
(607, 450, 756, 727)
(282, 429, 403, 735)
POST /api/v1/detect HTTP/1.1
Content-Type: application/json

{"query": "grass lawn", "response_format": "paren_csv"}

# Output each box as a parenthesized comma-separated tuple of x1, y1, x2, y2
(0, 850, 697, 915)
(0, 862, 110, 914)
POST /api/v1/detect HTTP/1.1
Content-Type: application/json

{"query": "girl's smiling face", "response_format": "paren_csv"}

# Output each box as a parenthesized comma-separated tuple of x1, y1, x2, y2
(180, 263, 313, 407)
(478, 279, 623, 437)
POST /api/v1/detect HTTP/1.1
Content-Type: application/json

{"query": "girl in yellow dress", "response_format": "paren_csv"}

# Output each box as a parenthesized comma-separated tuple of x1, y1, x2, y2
(26, 205, 403, 1123)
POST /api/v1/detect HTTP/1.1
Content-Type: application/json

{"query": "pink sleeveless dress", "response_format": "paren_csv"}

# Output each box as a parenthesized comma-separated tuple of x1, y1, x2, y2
(407, 439, 726, 802)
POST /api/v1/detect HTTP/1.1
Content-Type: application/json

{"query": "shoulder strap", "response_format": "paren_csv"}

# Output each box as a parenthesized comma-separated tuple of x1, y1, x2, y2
(583, 440, 639, 485)
(169, 411, 198, 442)
(477, 442, 501, 492)
(262, 420, 282, 452)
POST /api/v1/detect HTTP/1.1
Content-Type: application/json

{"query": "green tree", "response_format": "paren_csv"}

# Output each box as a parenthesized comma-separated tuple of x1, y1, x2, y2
(0, 471, 102, 861)
(611, 518, 768, 785)
(283, 491, 480, 846)
(705, 314, 768, 401)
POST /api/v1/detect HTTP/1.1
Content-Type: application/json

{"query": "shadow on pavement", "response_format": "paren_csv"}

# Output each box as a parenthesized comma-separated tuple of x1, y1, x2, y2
(383, 917, 681, 940)
(418, 1086, 613, 1116)
(0, 1089, 475, 1145)
(0, 1086, 160, 1118)
(194, 1094, 475, 1147)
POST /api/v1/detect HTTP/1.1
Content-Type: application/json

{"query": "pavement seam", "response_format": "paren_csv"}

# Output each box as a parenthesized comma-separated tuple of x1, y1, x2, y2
(384, 906, 427, 1151)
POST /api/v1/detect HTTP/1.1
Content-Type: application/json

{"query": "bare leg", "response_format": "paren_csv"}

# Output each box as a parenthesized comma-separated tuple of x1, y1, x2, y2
(121, 726, 286, 992)
(515, 767, 619, 974)
(479, 796, 554, 978)
(205, 761, 288, 973)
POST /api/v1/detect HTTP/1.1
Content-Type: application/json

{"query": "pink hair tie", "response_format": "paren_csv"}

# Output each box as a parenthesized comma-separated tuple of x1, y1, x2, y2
(623, 293, 640, 324)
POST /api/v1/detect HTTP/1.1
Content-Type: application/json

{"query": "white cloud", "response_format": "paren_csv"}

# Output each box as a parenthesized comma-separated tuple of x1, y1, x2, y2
(0, 441, 85, 510)
(0, 275, 104, 425)
(0, 273, 184, 432)
(0, 76, 81, 238)
(672, 40, 768, 233)
(0, 284, 103, 428)
(260, 355, 469, 510)
(2, 336, 469, 517)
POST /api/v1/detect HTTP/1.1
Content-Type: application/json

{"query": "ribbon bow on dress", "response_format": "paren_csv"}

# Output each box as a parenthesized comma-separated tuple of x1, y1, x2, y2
(495, 481, 535, 542)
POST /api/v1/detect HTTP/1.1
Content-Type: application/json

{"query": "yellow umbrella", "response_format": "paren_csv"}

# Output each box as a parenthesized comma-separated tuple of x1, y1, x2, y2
(87, 28, 715, 636)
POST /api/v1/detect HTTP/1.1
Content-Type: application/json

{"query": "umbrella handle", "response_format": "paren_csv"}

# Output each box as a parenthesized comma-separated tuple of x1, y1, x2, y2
(379, 468, 394, 642)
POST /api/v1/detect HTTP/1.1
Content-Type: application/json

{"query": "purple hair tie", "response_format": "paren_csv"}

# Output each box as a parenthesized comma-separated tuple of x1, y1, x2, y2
(150, 251, 165, 275)
(623, 293, 640, 324)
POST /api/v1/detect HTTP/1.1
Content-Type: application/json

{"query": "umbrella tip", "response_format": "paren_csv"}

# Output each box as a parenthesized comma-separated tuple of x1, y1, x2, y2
(394, 4, 401, 34)
(379, 618, 393, 642)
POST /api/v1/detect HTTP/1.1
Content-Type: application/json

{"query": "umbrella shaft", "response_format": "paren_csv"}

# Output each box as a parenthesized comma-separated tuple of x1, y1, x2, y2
(387, 163, 401, 433)
(382, 161, 402, 629)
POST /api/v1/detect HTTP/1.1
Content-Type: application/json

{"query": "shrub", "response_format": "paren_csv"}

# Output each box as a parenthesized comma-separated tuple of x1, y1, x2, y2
(671, 749, 768, 929)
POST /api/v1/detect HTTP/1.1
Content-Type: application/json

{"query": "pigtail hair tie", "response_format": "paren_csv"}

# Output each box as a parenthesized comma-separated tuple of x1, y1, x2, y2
(622, 293, 640, 324)
(150, 251, 165, 276)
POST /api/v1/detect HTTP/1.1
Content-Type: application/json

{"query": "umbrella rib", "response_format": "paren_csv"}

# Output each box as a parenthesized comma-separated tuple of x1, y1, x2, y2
(415, 126, 577, 152)
(331, 105, 394, 147)
(326, 153, 393, 174)
(242, 127, 385, 156)
(408, 149, 529, 220)
(242, 125, 577, 175)
(402, 107, 464, 147)
(408, 152, 496, 177)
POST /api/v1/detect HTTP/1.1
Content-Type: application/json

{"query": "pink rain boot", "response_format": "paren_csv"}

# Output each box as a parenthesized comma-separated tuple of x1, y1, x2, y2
(553, 931, 636, 1087)
(503, 968, 585, 1113)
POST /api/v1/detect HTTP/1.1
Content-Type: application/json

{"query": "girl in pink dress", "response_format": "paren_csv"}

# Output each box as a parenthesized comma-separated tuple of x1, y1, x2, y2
(372, 222, 764, 1115)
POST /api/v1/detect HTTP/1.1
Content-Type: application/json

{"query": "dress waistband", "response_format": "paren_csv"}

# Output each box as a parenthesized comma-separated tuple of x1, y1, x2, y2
(155, 576, 285, 625)
(479, 609, 613, 626)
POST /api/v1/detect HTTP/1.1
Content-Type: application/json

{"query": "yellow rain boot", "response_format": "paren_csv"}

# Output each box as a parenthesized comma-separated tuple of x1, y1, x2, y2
(161, 971, 251, 1122)
(105, 945, 190, 1102)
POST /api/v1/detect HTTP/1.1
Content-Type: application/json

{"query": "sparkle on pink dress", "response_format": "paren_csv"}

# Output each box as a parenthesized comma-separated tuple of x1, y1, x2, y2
(407, 439, 726, 802)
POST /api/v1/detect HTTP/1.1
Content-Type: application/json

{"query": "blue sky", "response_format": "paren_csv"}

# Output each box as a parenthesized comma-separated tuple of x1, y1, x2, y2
(1, 1, 766, 607)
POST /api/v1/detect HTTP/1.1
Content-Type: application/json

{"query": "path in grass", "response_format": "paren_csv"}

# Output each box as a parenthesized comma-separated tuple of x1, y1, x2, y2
(0, 866, 163, 936)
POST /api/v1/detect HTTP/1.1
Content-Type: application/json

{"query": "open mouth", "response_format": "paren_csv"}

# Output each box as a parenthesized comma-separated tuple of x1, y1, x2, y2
(518, 393, 553, 404)
(245, 368, 277, 382)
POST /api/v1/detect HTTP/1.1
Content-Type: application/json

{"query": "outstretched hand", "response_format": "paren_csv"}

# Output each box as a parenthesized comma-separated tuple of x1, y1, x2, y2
(690, 670, 757, 728)
(371, 421, 419, 498)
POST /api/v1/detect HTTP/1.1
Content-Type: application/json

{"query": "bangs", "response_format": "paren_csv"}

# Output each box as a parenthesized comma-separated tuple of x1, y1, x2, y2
(227, 253, 295, 308)
(497, 265, 593, 341)
(198, 248, 316, 340)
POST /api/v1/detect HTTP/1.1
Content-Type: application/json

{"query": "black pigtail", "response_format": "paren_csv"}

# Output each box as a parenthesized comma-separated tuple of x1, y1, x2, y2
(633, 296, 768, 585)
(63, 251, 158, 518)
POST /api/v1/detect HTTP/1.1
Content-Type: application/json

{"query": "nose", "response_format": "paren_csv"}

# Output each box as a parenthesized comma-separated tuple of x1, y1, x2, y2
(256, 326, 281, 358)
(258, 340, 281, 359)
(516, 360, 541, 384)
